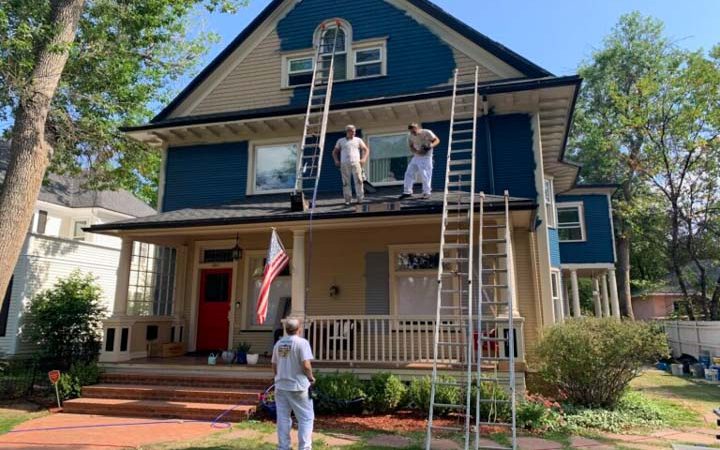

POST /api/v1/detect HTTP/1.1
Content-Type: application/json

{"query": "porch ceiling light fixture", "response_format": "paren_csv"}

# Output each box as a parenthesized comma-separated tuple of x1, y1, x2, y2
(232, 233, 243, 260)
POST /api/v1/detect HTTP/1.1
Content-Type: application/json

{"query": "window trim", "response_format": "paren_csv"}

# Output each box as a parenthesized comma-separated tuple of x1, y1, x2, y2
(286, 56, 314, 87)
(36, 210, 48, 234)
(247, 139, 299, 195)
(364, 130, 410, 186)
(71, 218, 90, 241)
(556, 201, 586, 243)
(550, 270, 563, 320)
(241, 249, 293, 330)
(353, 45, 385, 79)
(388, 244, 440, 317)
(544, 177, 556, 228)
(280, 37, 387, 88)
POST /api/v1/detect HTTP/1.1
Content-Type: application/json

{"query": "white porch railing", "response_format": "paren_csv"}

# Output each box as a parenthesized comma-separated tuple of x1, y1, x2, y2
(304, 315, 524, 365)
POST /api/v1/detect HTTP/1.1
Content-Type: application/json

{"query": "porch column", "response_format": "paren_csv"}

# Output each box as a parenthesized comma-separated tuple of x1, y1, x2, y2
(113, 238, 133, 316)
(290, 230, 306, 319)
(608, 268, 621, 319)
(570, 270, 581, 318)
(592, 277, 602, 317)
(601, 273, 610, 317)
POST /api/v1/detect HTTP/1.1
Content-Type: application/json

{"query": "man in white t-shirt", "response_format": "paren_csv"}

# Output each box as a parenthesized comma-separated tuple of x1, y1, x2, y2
(400, 122, 440, 200)
(272, 318, 315, 450)
(332, 124, 370, 205)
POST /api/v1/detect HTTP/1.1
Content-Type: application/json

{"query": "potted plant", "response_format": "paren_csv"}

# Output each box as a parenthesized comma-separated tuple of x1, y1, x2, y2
(236, 342, 252, 364)
(247, 351, 259, 365)
(221, 349, 235, 364)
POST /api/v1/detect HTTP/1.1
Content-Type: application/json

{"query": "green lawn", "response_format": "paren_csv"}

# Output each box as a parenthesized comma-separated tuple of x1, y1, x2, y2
(0, 403, 48, 435)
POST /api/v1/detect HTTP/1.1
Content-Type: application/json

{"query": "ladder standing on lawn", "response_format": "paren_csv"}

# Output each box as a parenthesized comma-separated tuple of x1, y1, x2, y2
(292, 21, 342, 211)
(474, 191, 517, 450)
(426, 66, 480, 450)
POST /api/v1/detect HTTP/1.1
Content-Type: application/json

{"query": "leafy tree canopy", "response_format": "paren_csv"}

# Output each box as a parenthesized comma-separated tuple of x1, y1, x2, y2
(0, 0, 246, 205)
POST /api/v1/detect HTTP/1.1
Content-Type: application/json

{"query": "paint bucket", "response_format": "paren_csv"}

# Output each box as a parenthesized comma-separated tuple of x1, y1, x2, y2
(705, 369, 718, 382)
(699, 355, 711, 368)
(713, 357, 720, 366)
(671, 363, 684, 376)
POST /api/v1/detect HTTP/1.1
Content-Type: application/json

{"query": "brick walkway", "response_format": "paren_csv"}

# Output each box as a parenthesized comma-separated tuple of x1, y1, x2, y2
(0, 413, 223, 449)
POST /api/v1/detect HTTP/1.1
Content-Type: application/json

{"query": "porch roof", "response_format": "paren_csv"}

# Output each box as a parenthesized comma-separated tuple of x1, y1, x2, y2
(87, 185, 535, 233)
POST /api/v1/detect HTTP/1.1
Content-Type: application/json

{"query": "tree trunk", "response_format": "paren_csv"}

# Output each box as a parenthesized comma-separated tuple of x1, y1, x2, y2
(616, 235, 635, 319)
(0, 0, 86, 307)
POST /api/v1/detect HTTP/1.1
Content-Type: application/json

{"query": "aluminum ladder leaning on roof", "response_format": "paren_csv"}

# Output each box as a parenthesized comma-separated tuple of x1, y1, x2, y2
(425, 66, 480, 450)
(291, 20, 342, 212)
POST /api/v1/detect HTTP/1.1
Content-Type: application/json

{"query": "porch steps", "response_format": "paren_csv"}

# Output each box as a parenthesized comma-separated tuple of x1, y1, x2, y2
(63, 371, 271, 421)
(62, 397, 255, 422)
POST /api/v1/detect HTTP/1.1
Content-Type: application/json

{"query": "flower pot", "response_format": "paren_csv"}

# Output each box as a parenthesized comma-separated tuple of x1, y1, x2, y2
(246, 354, 259, 365)
(236, 352, 247, 364)
(221, 351, 235, 365)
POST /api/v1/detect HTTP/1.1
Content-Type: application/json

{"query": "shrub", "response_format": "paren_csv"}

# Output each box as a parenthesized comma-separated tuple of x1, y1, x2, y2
(470, 382, 511, 422)
(0, 358, 39, 399)
(57, 361, 102, 400)
(516, 394, 563, 431)
(312, 373, 365, 414)
(365, 373, 407, 414)
(562, 391, 665, 433)
(408, 376, 461, 416)
(24, 271, 106, 368)
(536, 318, 668, 408)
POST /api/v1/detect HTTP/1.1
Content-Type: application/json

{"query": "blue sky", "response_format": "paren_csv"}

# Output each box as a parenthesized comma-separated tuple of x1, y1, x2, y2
(197, 0, 719, 78)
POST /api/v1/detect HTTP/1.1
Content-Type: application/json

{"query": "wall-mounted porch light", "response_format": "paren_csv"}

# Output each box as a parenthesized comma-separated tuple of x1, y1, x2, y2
(232, 233, 243, 260)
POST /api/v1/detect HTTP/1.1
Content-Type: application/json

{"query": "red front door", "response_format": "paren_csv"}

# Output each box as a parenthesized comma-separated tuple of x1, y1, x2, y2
(196, 268, 232, 351)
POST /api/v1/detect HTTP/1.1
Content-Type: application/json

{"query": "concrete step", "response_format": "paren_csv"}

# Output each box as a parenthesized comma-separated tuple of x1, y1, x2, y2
(100, 373, 272, 390)
(82, 384, 261, 405)
(63, 397, 255, 422)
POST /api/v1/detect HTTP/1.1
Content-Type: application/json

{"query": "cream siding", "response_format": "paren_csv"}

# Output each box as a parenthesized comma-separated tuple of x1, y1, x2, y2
(0, 235, 120, 355)
(190, 30, 293, 117)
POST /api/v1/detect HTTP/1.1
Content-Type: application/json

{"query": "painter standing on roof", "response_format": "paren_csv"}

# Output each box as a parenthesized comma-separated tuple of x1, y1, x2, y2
(400, 122, 440, 200)
(272, 317, 315, 450)
(333, 124, 370, 206)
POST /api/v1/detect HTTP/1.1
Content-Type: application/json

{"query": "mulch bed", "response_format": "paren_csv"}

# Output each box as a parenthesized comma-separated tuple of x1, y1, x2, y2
(314, 410, 462, 433)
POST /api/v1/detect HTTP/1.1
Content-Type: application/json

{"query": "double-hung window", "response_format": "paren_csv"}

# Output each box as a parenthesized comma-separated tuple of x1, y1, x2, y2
(557, 203, 586, 242)
(366, 132, 409, 184)
(354, 47, 383, 78)
(287, 57, 314, 87)
(252, 143, 298, 194)
(319, 27, 347, 81)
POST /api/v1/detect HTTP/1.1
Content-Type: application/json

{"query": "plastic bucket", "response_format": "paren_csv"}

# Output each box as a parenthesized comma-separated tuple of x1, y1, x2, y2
(671, 363, 684, 376)
(690, 363, 705, 378)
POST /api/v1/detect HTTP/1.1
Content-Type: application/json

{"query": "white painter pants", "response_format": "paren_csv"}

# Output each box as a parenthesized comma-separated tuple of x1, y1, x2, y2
(341, 161, 364, 202)
(403, 156, 433, 195)
(275, 388, 314, 450)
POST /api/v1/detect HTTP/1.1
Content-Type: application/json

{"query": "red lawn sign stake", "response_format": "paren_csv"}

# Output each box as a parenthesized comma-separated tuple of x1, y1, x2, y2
(48, 370, 61, 408)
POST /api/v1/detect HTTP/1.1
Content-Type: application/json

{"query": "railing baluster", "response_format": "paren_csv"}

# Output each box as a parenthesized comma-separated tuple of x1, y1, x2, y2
(381, 319, 386, 362)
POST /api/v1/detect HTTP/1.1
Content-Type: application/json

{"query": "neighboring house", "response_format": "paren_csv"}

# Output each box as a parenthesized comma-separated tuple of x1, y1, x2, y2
(632, 291, 683, 321)
(88, 0, 619, 382)
(0, 142, 155, 356)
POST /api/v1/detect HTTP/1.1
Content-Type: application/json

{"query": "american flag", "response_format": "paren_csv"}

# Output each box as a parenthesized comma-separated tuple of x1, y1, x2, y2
(256, 229, 290, 325)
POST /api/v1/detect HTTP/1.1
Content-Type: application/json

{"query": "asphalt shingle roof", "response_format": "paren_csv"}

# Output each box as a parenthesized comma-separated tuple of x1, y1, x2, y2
(0, 141, 155, 218)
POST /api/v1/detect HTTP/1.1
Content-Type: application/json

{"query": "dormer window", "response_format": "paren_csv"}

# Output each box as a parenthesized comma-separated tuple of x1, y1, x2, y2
(281, 19, 386, 88)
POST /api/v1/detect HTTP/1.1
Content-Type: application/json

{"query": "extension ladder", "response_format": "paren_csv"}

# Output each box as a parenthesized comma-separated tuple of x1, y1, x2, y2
(292, 21, 342, 211)
(474, 191, 517, 450)
(426, 66, 480, 450)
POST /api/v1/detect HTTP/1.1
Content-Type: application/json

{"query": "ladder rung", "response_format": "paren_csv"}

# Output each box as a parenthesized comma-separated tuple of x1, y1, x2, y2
(479, 337, 509, 342)
(444, 257, 469, 263)
(452, 139, 474, 144)
(441, 271, 469, 277)
(483, 224, 506, 228)
(482, 268, 508, 273)
(445, 215, 469, 222)
(445, 229, 470, 235)
(445, 204, 470, 211)
(479, 301, 510, 306)
(454, 119, 474, 125)
(477, 421, 513, 427)
(449, 159, 473, 166)
(432, 403, 466, 409)
(451, 149, 473, 154)
(482, 253, 507, 257)
(443, 243, 470, 249)
(477, 398, 512, 404)
(449, 170, 473, 176)
(482, 239, 507, 243)
(447, 181, 472, 187)
(430, 425, 464, 432)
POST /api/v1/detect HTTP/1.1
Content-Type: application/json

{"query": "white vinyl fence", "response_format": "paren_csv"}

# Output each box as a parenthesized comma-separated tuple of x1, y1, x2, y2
(664, 321, 720, 359)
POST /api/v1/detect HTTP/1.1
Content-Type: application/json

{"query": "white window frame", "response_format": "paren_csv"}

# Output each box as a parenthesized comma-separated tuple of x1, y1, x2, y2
(241, 249, 292, 331)
(550, 270, 562, 309)
(286, 56, 314, 87)
(353, 44, 386, 80)
(544, 177, 556, 228)
(388, 244, 440, 317)
(364, 130, 409, 186)
(247, 140, 299, 195)
(71, 218, 90, 241)
(556, 202, 586, 243)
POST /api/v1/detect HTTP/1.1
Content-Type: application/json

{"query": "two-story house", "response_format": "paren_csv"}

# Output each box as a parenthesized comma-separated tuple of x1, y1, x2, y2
(0, 142, 155, 356)
(88, 0, 620, 379)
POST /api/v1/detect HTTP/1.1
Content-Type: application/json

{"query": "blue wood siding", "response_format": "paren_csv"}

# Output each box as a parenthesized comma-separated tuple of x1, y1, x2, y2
(548, 228, 561, 268)
(163, 142, 248, 212)
(557, 194, 615, 264)
(277, 0, 456, 107)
